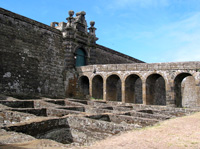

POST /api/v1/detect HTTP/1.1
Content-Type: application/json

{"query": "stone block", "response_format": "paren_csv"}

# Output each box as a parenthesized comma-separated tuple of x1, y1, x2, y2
(160, 63, 171, 70)
(79, 66, 93, 72)
(126, 64, 137, 71)
(196, 63, 200, 70)
(136, 63, 148, 70)
(170, 63, 181, 69)
(96, 65, 108, 72)
(117, 64, 127, 71)
(183, 62, 197, 69)
(147, 63, 159, 70)
(107, 64, 117, 71)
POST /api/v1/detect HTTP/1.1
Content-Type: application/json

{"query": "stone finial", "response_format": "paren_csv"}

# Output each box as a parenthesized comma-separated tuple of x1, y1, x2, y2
(66, 10, 75, 28)
(68, 10, 74, 17)
(90, 21, 95, 27)
(75, 11, 87, 25)
(76, 11, 86, 17)
(74, 11, 88, 32)
(88, 21, 97, 36)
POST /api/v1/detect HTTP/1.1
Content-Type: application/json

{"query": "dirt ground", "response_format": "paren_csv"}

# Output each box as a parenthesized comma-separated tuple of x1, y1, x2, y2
(77, 112, 200, 149)
(1, 112, 200, 149)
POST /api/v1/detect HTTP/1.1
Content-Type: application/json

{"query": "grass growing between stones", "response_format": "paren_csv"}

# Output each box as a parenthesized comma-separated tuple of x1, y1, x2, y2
(90, 97, 103, 101)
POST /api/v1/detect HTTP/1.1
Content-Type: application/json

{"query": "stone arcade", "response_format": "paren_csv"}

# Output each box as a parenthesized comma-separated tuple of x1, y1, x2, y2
(78, 62, 200, 108)
(0, 8, 200, 147)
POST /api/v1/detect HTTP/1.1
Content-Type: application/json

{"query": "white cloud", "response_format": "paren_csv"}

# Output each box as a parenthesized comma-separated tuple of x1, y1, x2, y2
(96, 0, 200, 62)
(124, 12, 200, 62)
(161, 13, 200, 62)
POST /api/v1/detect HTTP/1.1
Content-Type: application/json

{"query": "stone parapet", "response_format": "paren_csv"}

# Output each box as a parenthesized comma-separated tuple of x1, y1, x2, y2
(78, 61, 200, 72)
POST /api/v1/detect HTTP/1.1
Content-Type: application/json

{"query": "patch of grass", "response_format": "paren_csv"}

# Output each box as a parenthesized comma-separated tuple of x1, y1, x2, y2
(191, 141, 198, 144)
(138, 122, 162, 131)
(167, 142, 173, 147)
(90, 97, 103, 101)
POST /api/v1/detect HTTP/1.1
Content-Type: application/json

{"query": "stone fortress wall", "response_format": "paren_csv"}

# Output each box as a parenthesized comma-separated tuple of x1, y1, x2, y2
(0, 8, 65, 98)
(0, 8, 142, 99)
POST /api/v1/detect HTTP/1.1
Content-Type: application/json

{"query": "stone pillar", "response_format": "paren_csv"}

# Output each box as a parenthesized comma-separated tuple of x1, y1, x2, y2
(89, 77, 92, 98)
(121, 81, 125, 103)
(196, 83, 200, 107)
(142, 82, 146, 105)
(195, 76, 200, 107)
(165, 81, 175, 107)
(103, 79, 107, 101)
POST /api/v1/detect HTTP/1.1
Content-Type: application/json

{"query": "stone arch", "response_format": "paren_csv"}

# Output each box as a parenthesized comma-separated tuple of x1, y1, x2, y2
(78, 75, 89, 97)
(125, 74, 143, 104)
(124, 72, 144, 82)
(106, 72, 123, 81)
(106, 74, 122, 101)
(146, 73, 166, 105)
(75, 48, 87, 67)
(92, 75, 103, 99)
(174, 73, 196, 107)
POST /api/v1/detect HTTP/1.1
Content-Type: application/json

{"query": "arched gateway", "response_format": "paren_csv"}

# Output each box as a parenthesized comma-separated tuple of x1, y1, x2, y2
(174, 73, 196, 108)
(92, 75, 103, 99)
(125, 74, 142, 104)
(106, 75, 121, 101)
(146, 74, 166, 105)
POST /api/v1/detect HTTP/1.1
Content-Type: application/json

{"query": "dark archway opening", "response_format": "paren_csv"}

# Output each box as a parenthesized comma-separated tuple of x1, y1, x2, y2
(92, 75, 103, 99)
(78, 76, 89, 97)
(106, 75, 121, 101)
(174, 73, 195, 107)
(75, 48, 86, 67)
(146, 74, 166, 105)
(125, 74, 143, 104)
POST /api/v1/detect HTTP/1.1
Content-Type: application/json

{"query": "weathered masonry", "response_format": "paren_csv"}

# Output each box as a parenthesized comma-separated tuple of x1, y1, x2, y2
(0, 8, 143, 99)
(77, 62, 200, 108)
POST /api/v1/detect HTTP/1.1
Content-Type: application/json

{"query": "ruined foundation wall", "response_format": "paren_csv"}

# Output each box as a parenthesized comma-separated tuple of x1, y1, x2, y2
(0, 8, 65, 98)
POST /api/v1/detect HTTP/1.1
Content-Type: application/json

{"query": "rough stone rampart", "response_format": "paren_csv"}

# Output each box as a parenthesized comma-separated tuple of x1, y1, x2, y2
(0, 8, 65, 98)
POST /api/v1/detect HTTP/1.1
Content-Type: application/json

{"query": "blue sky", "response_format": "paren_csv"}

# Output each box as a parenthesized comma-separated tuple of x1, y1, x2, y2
(1, 0, 200, 63)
